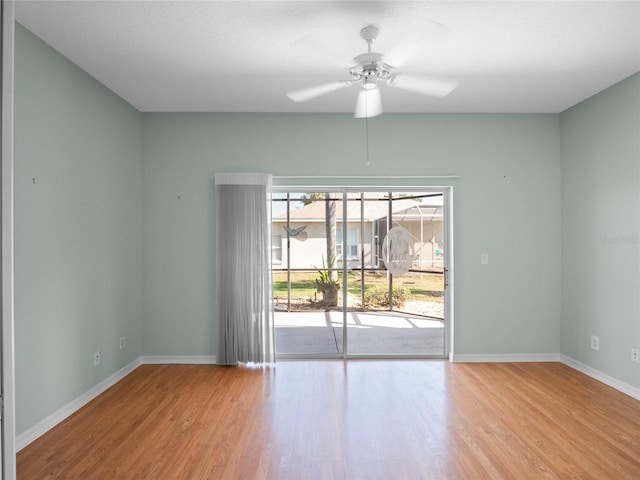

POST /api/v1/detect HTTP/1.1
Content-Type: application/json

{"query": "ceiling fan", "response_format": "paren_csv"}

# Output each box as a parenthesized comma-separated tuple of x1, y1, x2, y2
(286, 25, 459, 118)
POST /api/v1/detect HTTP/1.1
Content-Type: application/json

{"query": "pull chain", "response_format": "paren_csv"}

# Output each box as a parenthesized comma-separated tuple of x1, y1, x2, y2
(365, 89, 370, 166)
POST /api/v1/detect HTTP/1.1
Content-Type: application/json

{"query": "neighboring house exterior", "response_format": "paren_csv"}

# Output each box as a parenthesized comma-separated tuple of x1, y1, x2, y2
(272, 194, 444, 272)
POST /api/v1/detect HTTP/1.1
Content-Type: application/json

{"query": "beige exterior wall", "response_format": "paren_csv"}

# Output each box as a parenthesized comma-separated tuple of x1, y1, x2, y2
(272, 222, 327, 270)
(402, 220, 444, 271)
(273, 220, 443, 272)
(272, 221, 375, 270)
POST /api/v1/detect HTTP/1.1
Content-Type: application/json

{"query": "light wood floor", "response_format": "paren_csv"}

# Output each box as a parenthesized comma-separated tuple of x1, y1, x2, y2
(17, 361, 640, 479)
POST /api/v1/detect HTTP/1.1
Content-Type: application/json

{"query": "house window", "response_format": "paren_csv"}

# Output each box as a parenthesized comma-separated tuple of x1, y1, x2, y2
(336, 228, 359, 260)
(272, 235, 282, 263)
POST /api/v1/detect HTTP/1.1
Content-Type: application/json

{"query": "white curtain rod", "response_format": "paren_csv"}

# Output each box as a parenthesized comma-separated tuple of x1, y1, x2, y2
(273, 175, 460, 179)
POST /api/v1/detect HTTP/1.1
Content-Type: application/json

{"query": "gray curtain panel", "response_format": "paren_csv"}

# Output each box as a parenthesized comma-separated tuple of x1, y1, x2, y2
(215, 173, 275, 365)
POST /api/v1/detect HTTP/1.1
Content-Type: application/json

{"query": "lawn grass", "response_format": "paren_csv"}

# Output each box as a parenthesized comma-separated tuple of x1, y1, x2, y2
(273, 271, 444, 303)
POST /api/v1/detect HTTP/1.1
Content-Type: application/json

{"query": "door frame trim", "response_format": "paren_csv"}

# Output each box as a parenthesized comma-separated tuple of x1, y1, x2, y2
(272, 185, 454, 360)
(1, 1, 16, 477)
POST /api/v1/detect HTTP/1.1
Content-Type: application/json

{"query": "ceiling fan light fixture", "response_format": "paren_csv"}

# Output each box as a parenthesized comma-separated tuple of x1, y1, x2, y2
(363, 76, 377, 90)
(355, 88, 382, 118)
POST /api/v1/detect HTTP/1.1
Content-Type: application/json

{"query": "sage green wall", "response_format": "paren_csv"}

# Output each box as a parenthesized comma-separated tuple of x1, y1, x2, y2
(14, 24, 143, 434)
(560, 73, 640, 388)
(141, 113, 562, 357)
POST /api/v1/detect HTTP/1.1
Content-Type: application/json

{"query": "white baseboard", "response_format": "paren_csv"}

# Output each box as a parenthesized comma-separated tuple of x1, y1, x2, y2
(139, 355, 216, 365)
(559, 355, 640, 401)
(16, 357, 142, 451)
(450, 353, 562, 363)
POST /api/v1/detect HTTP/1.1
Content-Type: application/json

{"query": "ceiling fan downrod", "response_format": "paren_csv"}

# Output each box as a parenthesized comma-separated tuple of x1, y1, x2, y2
(360, 25, 379, 52)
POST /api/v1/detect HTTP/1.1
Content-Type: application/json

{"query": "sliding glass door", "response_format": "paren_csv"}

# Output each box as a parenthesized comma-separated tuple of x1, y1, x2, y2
(343, 191, 446, 356)
(272, 191, 344, 356)
(272, 188, 450, 359)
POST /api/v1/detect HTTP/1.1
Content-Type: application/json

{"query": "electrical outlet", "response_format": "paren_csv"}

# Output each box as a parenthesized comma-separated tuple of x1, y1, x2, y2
(93, 351, 101, 367)
(590, 335, 599, 351)
(119, 336, 126, 350)
(632, 348, 640, 364)
(480, 253, 489, 265)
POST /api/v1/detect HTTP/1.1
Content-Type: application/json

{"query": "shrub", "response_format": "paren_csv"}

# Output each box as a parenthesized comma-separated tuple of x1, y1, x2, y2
(364, 285, 410, 308)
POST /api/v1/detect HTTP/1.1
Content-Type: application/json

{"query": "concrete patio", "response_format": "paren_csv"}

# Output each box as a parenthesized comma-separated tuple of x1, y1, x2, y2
(275, 310, 445, 356)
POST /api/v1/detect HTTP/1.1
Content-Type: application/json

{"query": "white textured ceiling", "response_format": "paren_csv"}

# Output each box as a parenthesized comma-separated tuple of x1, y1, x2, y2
(15, 1, 640, 113)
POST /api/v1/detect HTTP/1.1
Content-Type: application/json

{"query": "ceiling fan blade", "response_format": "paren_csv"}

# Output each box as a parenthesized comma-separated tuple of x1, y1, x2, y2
(354, 88, 383, 118)
(383, 44, 421, 69)
(387, 74, 459, 98)
(286, 81, 353, 103)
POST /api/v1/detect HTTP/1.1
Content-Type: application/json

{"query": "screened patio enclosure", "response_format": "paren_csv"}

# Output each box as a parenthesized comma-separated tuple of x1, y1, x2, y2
(271, 189, 449, 358)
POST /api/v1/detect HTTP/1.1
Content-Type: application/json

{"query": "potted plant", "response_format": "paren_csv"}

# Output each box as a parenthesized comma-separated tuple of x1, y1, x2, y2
(315, 257, 340, 307)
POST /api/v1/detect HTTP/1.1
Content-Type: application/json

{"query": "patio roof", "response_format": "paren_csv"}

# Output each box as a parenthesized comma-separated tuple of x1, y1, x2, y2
(273, 195, 443, 223)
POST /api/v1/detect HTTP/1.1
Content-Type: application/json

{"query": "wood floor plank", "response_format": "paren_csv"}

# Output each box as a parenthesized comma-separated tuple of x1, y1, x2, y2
(17, 361, 640, 479)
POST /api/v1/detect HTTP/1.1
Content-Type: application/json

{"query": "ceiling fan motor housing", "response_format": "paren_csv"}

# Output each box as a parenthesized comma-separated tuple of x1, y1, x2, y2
(350, 52, 392, 88)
